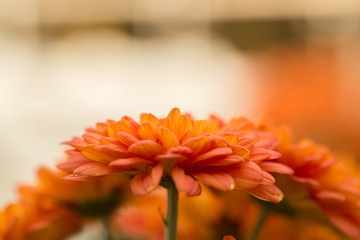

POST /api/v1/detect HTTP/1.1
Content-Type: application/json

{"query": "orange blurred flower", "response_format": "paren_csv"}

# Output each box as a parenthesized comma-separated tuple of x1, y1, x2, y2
(277, 132, 360, 238)
(36, 167, 130, 217)
(0, 186, 81, 240)
(59, 108, 288, 203)
(212, 121, 359, 239)
(214, 189, 348, 240)
(111, 185, 224, 240)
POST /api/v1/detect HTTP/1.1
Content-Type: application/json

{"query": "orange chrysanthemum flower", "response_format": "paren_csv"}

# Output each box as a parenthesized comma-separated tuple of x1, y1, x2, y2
(59, 108, 289, 202)
(0, 186, 81, 240)
(278, 138, 360, 238)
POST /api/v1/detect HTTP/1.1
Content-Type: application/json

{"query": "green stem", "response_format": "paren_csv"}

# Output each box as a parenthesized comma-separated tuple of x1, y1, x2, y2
(165, 179, 179, 240)
(101, 215, 113, 240)
(246, 206, 269, 240)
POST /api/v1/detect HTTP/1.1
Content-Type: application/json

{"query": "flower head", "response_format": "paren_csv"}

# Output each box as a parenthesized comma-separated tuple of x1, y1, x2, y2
(0, 186, 81, 240)
(59, 108, 288, 202)
(275, 130, 360, 238)
(35, 167, 131, 218)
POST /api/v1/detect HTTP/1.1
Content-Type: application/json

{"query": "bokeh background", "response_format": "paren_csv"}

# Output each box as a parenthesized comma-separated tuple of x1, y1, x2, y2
(1, 0, 360, 219)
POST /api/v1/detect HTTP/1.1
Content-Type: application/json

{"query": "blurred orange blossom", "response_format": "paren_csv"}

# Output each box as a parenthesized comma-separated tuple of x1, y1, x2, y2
(111, 185, 223, 240)
(0, 186, 81, 240)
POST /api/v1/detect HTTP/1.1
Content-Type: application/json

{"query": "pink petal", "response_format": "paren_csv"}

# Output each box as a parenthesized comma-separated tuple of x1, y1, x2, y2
(193, 172, 235, 191)
(250, 148, 281, 163)
(207, 135, 229, 148)
(63, 137, 87, 150)
(62, 174, 95, 181)
(261, 171, 275, 185)
(57, 157, 93, 171)
(130, 163, 163, 195)
(109, 157, 150, 170)
(315, 191, 346, 201)
(172, 167, 201, 196)
(73, 162, 117, 176)
(326, 211, 360, 238)
(94, 144, 131, 158)
(230, 161, 264, 190)
(82, 132, 103, 144)
(194, 147, 232, 162)
(168, 145, 193, 155)
(236, 137, 255, 149)
(247, 185, 284, 203)
(259, 162, 294, 174)
(183, 136, 211, 156)
(291, 175, 319, 187)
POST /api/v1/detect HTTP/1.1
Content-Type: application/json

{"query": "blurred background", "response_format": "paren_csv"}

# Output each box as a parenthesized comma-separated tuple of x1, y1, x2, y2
(1, 0, 360, 212)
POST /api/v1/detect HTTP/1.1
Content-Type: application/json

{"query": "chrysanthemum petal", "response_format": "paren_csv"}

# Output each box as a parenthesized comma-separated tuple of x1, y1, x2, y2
(236, 137, 255, 149)
(139, 113, 159, 125)
(175, 115, 193, 139)
(250, 148, 281, 163)
(261, 171, 275, 185)
(62, 175, 95, 181)
(130, 163, 163, 195)
(291, 175, 319, 186)
(247, 185, 284, 203)
(94, 144, 130, 157)
(315, 191, 346, 201)
(220, 133, 238, 145)
(205, 155, 245, 167)
(207, 135, 229, 148)
(114, 119, 132, 135)
(326, 212, 360, 238)
(230, 161, 264, 190)
(130, 173, 148, 195)
(156, 127, 179, 150)
(138, 122, 157, 141)
(115, 131, 139, 147)
(82, 133, 103, 144)
(194, 147, 233, 162)
(81, 145, 116, 163)
(230, 145, 250, 160)
(63, 137, 87, 150)
(259, 162, 294, 174)
(73, 162, 117, 176)
(193, 172, 235, 191)
(128, 140, 165, 160)
(57, 154, 92, 171)
(172, 167, 201, 196)
(254, 132, 279, 149)
(183, 136, 211, 156)
(109, 157, 149, 170)
(168, 145, 193, 155)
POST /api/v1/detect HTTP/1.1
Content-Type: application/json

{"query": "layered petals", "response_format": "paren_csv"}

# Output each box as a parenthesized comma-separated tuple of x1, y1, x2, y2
(60, 108, 285, 202)
(172, 167, 201, 197)
(130, 163, 163, 195)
